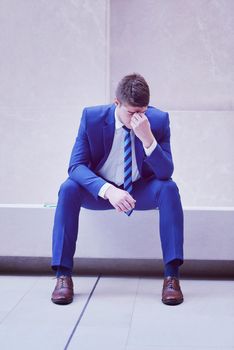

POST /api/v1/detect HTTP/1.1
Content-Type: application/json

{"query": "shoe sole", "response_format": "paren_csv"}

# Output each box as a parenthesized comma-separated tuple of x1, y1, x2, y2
(51, 298, 73, 305)
(162, 298, 184, 306)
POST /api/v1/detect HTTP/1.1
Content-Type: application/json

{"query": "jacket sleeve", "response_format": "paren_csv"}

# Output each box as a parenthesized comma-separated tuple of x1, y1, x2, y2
(143, 112, 174, 180)
(67, 108, 106, 199)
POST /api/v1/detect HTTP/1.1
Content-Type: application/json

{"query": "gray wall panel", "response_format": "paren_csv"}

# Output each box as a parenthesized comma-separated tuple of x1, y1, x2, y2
(170, 111, 234, 206)
(110, 0, 234, 110)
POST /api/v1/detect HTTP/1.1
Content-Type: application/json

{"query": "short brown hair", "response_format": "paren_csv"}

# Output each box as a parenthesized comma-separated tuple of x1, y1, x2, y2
(115, 73, 150, 107)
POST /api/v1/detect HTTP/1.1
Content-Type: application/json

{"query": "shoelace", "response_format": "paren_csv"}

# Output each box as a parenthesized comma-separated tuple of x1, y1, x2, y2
(59, 278, 66, 288)
(57, 276, 71, 289)
(168, 280, 174, 290)
(167, 278, 177, 290)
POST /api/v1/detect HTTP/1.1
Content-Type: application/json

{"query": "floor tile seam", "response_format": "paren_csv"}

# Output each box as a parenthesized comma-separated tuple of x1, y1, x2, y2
(64, 274, 101, 350)
(124, 276, 141, 349)
(0, 276, 40, 325)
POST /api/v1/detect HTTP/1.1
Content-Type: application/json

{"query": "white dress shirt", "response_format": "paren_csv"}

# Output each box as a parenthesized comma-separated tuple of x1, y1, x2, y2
(97, 107, 157, 198)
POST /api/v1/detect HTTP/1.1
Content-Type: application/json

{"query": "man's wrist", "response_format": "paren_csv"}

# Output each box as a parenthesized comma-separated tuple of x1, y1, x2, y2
(143, 137, 157, 156)
(142, 133, 155, 148)
(98, 183, 112, 199)
(104, 184, 116, 199)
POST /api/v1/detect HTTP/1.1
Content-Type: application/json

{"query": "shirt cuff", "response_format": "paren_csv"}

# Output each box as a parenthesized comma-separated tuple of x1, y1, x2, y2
(98, 182, 112, 199)
(143, 138, 157, 156)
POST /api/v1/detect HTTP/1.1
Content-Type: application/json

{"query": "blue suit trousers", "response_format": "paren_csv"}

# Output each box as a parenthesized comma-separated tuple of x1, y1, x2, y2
(51, 177, 184, 271)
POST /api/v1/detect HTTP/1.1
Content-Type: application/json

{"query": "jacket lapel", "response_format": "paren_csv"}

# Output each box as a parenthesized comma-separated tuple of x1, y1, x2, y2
(135, 109, 151, 174)
(96, 104, 115, 171)
(96, 103, 146, 175)
(135, 136, 145, 175)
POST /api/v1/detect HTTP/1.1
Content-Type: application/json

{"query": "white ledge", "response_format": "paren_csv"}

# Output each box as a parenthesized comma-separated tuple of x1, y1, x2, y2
(0, 204, 234, 211)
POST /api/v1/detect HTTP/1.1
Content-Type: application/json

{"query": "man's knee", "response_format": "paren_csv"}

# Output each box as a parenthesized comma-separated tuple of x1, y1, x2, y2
(159, 180, 179, 198)
(58, 178, 82, 198)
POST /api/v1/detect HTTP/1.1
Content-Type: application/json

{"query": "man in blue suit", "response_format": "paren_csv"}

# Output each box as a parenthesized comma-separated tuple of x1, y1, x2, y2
(51, 73, 184, 306)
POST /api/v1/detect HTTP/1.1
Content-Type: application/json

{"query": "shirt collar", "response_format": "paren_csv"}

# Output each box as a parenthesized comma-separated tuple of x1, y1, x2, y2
(114, 107, 124, 130)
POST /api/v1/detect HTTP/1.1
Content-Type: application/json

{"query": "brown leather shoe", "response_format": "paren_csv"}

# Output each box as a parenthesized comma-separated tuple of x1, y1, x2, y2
(51, 276, 74, 305)
(162, 276, 184, 305)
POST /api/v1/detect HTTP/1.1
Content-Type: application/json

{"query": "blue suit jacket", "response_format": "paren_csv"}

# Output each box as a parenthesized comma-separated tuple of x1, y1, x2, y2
(68, 104, 174, 199)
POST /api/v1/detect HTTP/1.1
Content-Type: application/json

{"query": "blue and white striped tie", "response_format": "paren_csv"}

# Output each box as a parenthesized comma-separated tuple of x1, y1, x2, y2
(123, 126, 133, 216)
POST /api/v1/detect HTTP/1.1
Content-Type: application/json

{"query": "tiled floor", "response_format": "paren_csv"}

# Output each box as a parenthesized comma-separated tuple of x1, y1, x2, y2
(0, 276, 233, 350)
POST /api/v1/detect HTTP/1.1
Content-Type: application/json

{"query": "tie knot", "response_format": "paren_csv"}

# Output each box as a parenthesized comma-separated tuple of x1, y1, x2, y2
(122, 125, 131, 133)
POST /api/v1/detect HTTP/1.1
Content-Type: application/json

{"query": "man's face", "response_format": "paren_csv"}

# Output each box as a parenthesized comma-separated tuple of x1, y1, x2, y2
(115, 99, 147, 129)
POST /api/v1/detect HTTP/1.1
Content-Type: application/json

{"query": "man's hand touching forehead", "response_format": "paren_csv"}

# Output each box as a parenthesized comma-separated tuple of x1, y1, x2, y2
(130, 112, 155, 149)
(130, 111, 148, 129)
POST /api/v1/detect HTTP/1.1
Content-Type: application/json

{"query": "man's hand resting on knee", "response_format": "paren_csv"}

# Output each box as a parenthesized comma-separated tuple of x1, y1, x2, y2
(104, 185, 136, 213)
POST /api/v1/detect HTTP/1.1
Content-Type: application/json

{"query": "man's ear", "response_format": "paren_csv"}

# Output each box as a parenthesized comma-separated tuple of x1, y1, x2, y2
(114, 98, 120, 106)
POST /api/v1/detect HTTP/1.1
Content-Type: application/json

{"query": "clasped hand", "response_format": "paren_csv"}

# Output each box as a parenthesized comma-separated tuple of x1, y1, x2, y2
(105, 186, 136, 213)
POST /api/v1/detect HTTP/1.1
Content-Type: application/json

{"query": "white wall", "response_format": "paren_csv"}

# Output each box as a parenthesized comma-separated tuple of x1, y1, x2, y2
(0, 0, 233, 207)
(0, 0, 109, 203)
(110, 0, 234, 206)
